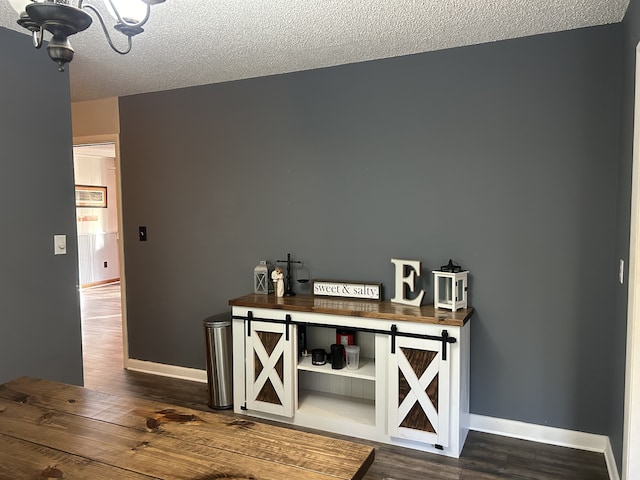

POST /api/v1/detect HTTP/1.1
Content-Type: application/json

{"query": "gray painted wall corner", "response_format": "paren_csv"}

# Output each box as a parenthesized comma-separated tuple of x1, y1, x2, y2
(0, 27, 83, 386)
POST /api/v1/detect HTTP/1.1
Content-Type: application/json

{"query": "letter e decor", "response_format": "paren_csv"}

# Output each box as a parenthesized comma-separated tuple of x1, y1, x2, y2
(391, 258, 425, 306)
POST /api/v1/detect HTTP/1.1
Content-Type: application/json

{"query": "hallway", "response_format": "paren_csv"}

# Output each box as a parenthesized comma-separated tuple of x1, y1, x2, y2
(80, 282, 123, 390)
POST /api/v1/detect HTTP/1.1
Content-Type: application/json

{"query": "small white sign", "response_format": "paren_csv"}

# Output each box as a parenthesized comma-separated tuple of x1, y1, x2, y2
(313, 281, 381, 300)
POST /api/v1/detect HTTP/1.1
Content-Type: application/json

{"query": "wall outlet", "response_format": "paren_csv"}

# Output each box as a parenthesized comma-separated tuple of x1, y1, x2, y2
(104, 261, 108, 268)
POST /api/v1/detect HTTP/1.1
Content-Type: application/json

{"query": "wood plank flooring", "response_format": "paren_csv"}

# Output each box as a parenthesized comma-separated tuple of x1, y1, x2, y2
(80, 283, 610, 480)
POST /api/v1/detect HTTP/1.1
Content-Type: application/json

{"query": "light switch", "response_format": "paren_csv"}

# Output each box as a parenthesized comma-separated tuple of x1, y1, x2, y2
(620, 259, 624, 284)
(54, 234, 67, 255)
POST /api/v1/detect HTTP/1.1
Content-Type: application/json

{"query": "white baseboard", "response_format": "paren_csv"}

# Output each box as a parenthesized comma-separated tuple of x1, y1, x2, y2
(604, 437, 621, 480)
(126, 359, 207, 383)
(470, 414, 619, 480)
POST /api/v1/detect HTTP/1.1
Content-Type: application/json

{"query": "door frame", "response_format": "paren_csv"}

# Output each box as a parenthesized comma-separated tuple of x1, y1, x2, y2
(73, 133, 129, 367)
(623, 43, 640, 480)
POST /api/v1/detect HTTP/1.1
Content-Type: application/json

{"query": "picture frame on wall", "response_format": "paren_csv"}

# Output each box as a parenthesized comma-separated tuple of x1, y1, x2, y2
(75, 185, 107, 208)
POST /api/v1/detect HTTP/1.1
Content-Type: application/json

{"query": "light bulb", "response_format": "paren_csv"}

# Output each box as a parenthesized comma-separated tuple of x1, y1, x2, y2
(8, 0, 33, 14)
(106, 0, 148, 23)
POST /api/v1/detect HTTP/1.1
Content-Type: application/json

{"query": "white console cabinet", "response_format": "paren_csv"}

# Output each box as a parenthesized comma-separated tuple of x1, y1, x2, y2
(229, 294, 473, 458)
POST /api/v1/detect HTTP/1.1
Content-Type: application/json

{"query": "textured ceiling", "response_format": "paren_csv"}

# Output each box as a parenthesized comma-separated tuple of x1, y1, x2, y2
(0, 0, 631, 102)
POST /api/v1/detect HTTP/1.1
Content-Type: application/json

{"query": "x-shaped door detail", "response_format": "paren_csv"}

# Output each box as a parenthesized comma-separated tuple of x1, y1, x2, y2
(246, 321, 294, 417)
(253, 331, 285, 405)
(397, 347, 439, 432)
(389, 337, 449, 446)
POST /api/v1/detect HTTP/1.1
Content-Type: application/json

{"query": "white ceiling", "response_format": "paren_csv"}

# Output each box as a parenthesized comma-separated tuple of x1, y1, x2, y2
(0, 0, 631, 102)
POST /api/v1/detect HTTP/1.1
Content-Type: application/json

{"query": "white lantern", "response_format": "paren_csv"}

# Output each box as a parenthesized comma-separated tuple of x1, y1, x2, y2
(254, 261, 269, 295)
(432, 270, 468, 311)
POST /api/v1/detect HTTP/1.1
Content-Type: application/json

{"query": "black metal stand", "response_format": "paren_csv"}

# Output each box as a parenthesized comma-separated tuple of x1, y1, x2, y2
(277, 253, 302, 296)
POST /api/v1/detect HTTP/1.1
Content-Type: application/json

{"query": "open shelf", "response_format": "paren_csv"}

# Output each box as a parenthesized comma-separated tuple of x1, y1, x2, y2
(297, 389, 376, 427)
(297, 355, 375, 380)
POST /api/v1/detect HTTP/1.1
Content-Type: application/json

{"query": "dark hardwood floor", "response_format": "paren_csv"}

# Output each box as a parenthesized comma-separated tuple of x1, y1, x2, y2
(80, 283, 610, 480)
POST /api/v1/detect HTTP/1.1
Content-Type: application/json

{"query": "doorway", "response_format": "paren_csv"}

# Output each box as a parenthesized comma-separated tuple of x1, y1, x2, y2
(73, 140, 128, 383)
(74, 143, 120, 288)
(623, 43, 640, 480)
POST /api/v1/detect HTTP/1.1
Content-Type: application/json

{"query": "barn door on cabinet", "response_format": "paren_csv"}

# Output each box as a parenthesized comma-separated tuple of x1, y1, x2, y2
(388, 335, 450, 447)
(245, 320, 294, 417)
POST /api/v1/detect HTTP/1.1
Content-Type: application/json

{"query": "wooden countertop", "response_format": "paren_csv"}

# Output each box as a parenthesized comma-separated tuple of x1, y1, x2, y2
(229, 293, 473, 327)
(0, 377, 374, 480)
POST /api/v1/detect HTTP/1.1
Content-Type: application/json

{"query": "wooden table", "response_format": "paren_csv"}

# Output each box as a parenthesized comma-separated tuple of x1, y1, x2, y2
(0, 377, 374, 479)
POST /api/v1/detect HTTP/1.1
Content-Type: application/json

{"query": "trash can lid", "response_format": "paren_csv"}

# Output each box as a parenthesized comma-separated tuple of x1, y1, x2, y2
(204, 321, 231, 328)
(203, 312, 231, 327)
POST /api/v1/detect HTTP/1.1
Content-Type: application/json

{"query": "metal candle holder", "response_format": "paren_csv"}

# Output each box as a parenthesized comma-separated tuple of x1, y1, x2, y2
(277, 253, 302, 296)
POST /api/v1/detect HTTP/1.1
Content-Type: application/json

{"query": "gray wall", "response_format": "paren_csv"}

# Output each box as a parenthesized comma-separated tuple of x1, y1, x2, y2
(119, 25, 622, 440)
(0, 27, 83, 386)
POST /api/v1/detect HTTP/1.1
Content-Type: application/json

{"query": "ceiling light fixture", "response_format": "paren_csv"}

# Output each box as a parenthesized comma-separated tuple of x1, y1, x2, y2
(8, 0, 165, 72)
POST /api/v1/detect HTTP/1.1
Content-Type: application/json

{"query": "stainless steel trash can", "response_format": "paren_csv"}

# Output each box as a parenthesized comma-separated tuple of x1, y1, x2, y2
(203, 314, 233, 409)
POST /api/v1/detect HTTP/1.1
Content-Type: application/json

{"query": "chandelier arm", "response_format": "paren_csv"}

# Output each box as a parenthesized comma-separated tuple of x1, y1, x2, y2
(81, 4, 132, 55)
(32, 27, 43, 49)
